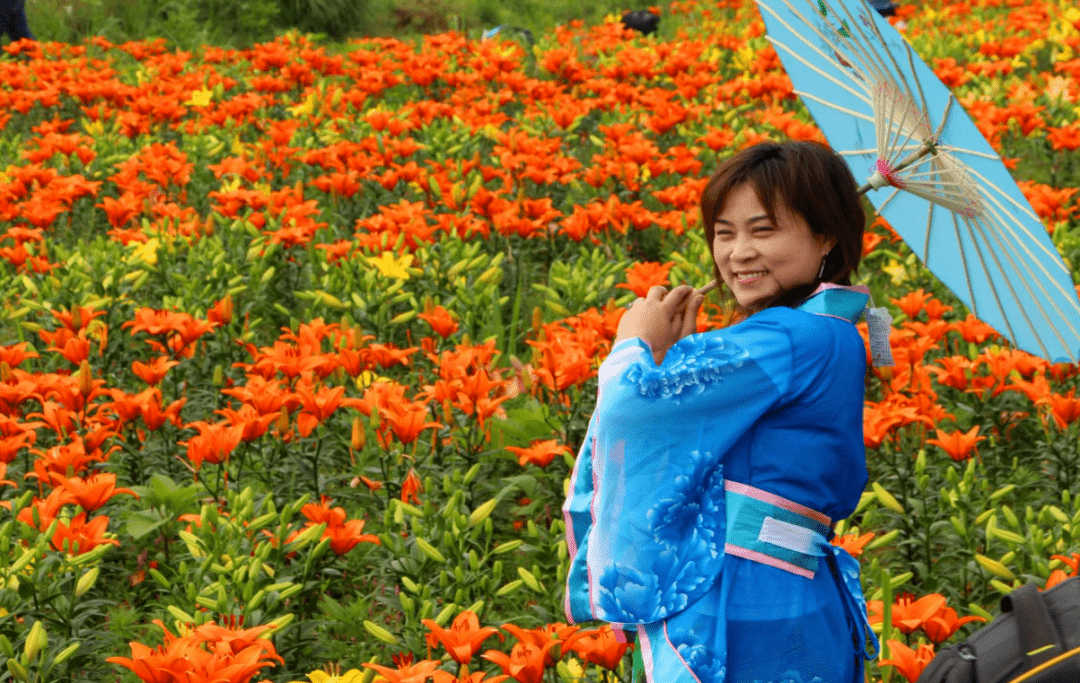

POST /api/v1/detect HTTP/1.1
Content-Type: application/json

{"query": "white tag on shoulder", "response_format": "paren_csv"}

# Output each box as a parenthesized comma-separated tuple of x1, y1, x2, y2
(865, 307, 895, 367)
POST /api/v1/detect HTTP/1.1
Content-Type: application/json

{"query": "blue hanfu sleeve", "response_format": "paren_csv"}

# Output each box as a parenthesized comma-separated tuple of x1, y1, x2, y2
(573, 312, 797, 625)
(563, 408, 600, 624)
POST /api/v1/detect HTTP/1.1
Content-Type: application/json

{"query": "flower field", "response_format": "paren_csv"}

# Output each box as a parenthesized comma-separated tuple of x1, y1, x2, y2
(1, 0, 1079, 680)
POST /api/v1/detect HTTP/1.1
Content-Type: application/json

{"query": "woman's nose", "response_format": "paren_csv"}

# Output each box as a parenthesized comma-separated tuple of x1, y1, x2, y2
(729, 235, 758, 261)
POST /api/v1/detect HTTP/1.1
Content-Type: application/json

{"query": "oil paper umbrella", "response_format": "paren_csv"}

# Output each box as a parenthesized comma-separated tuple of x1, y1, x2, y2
(689, 0, 1080, 364)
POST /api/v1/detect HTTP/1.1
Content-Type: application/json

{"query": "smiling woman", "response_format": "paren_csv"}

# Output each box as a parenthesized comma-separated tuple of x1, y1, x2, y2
(564, 139, 882, 683)
(701, 140, 866, 313)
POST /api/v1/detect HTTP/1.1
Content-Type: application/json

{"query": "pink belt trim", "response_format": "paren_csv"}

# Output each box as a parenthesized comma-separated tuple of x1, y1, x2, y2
(723, 480, 832, 526)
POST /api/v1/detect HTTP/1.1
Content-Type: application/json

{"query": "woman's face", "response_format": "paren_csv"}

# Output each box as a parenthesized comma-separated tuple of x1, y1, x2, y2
(712, 183, 835, 313)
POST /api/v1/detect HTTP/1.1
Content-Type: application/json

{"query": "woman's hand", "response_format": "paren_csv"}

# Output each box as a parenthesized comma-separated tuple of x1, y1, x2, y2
(615, 285, 704, 365)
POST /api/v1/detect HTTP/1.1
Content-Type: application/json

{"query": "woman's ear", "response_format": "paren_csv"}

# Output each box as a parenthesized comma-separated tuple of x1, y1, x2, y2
(820, 234, 838, 256)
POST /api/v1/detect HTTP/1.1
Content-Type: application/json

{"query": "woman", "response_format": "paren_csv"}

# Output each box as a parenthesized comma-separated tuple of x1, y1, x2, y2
(563, 140, 879, 683)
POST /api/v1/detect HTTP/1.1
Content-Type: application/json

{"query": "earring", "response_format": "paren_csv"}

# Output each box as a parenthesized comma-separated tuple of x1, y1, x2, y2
(818, 251, 829, 279)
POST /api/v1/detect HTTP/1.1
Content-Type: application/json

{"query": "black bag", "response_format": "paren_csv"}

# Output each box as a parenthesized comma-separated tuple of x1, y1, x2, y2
(917, 577, 1080, 683)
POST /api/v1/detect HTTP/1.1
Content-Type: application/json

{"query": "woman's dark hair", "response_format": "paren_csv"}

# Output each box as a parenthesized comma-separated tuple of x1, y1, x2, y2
(700, 140, 865, 311)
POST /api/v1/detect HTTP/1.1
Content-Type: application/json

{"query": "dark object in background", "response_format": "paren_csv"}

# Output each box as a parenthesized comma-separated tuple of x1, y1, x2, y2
(621, 10, 659, 36)
(917, 578, 1080, 683)
(481, 25, 535, 49)
(866, 0, 897, 18)
(0, 0, 34, 42)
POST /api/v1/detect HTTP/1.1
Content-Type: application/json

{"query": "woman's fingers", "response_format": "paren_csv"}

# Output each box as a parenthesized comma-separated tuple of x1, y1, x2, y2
(661, 285, 694, 319)
(680, 294, 703, 338)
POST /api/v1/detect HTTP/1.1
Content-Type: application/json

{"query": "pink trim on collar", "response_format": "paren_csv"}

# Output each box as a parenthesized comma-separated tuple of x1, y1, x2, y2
(810, 282, 871, 296)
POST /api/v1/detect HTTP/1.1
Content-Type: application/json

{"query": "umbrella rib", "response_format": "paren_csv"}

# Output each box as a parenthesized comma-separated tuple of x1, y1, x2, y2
(964, 165, 1051, 233)
(902, 38, 934, 138)
(923, 200, 933, 263)
(758, 0, 876, 87)
(950, 212, 978, 316)
(792, 0, 887, 85)
(975, 208, 1080, 354)
(792, 90, 875, 122)
(885, 96, 925, 169)
(821, 0, 910, 158)
(766, 36, 874, 107)
(958, 213, 1027, 354)
(934, 144, 1001, 160)
(965, 212, 1065, 359)
(824, 0, 891, 88)
(839, 144, 925, 156)
(874, 186, 903, 213)
(858, 6, 924, 132)
(977, 190, 1078, 289)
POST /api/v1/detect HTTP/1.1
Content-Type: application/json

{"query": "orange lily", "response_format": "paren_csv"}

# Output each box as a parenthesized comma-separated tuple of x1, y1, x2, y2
(1036, 390, 1080, 431)
(830, 531, 875, 557)
(482, 640, 559, 683)
(362, 659, 443, 683)
(51, 512, 121, 555)
(562, 625, 630, 670)
(401, 468, 423, 505)
(926, 426, 985, 462)
(418, 305, 459, 338)
(616, 261, 676, 297)
(506, 439, 572, 468)
(880, 639, 936, 683)
(422, 610, 503, 665)
(179, 420, 245, 470)
(922, 605, 985, 644)
(49, 471, 139, 511)
(131, 356, 179, 386)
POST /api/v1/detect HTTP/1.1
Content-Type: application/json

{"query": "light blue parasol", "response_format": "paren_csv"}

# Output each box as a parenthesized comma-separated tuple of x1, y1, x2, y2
(737, 0, 1080, 364)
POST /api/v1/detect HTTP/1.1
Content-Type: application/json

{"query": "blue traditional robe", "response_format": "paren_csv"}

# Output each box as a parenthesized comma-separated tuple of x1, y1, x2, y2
(563, 284, 878, 683)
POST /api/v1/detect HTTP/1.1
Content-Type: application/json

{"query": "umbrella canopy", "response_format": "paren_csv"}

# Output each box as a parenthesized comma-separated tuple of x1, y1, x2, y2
(749, 0, 1080, 363)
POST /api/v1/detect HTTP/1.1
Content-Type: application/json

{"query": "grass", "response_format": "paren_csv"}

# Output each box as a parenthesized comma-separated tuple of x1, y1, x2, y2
(18, 0, 648, 51)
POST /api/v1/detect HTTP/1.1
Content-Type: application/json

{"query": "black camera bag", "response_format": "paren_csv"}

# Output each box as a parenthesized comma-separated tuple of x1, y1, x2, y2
(917, 578, 1080, 683)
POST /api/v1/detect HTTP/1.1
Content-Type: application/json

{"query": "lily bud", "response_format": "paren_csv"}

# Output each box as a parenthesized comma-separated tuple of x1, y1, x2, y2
(78, 360, 93, 398)
(531, 306, 543, 334)
(75, 566, 99, 597)
(24, 620, 45, 661)
(351, 416, 365, 451)
(218, 294, 233, 325)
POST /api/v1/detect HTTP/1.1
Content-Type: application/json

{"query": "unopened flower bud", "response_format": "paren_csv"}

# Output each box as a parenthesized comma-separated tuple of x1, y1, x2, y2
(351, 416, 365, 451)
(78, 360, 93, 398)
(75, 566, 99, 597)
(24, 620, 45, 661)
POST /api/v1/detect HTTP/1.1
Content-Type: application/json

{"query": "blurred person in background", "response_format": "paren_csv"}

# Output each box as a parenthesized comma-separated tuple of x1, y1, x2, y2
(1, 0, 34, 43)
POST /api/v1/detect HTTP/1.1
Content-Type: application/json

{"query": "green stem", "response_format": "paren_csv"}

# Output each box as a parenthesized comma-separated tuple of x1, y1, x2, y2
(311, 434, 324, 496)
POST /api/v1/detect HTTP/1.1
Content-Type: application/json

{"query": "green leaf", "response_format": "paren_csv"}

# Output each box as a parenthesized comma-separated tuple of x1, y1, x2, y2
(122, 509, 168, 540)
